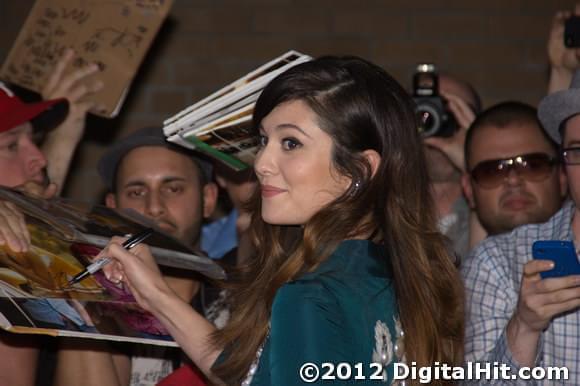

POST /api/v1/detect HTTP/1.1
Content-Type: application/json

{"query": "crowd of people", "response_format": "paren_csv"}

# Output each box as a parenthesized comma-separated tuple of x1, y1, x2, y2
(0, 4, 579, 386)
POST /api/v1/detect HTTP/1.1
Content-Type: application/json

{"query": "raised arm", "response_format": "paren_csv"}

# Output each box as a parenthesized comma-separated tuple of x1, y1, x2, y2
(41, 49, 104, 194)
(547, 4, 580, 94)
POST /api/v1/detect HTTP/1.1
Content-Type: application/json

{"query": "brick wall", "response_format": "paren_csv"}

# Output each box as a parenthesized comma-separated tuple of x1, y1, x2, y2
(0, 0, 576, 202)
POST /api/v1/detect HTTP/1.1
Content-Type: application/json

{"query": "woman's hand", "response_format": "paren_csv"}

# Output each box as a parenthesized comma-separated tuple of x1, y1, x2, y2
(100, 236, 223, 381)
(100, 237, 174, 314)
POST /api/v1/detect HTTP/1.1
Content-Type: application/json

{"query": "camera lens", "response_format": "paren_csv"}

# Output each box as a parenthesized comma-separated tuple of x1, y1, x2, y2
(416, 104, 440, 137)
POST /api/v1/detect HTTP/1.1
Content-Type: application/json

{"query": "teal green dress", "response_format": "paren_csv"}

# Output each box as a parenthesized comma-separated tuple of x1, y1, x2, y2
(244, 239, 402, 385)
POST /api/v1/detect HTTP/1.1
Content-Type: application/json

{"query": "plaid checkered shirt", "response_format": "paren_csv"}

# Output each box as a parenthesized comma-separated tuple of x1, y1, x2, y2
(462, 199, 578, 385)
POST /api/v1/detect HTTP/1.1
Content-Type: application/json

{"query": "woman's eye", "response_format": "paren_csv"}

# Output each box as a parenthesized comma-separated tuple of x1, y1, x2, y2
(258, 134, 268, 147)
(281, 137, 302, 151)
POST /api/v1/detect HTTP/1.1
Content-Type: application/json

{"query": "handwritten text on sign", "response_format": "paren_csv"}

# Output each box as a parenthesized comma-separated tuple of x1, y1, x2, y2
(0, 0, 172, 117)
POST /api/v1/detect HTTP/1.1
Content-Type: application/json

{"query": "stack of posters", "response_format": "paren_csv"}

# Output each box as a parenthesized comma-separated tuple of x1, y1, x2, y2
(0, 187, 223, 345)
(163, 50, 312, 170)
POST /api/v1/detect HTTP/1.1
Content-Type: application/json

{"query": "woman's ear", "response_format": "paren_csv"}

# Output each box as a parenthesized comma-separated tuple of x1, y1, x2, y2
(362, 149, 381, 177)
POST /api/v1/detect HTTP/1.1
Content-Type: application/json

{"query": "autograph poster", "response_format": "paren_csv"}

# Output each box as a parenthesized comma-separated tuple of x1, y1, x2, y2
(0, 187, 223, 345)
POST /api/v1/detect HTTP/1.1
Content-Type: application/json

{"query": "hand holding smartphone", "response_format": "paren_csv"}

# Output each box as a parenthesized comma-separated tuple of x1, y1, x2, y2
(532, 240, 580, 279)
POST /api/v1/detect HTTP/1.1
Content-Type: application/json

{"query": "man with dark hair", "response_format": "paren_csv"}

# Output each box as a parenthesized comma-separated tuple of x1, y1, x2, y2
(463, 70, 580, 383)
(99, 127, 216, 301)
(55, 126, 218, 386)
(462, 101, 567, 242)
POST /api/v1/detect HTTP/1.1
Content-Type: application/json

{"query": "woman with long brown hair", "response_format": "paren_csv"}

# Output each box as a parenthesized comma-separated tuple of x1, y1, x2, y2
(102, 56, 464, 385)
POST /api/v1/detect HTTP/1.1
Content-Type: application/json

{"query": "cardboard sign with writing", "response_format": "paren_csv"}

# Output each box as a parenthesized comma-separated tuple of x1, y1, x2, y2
(0, 0, 172, 117)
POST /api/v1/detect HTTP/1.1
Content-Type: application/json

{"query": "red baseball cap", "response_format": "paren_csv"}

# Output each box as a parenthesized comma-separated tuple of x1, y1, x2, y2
(0, 82, 69, 134)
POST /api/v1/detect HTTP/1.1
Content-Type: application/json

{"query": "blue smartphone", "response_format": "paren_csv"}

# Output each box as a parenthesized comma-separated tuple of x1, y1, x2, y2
(532, 240, 580, 279)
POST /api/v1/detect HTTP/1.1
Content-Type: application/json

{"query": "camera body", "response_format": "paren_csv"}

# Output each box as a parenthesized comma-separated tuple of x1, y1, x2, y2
(412, 64, 457, 137)
(564, 16, 580, 48)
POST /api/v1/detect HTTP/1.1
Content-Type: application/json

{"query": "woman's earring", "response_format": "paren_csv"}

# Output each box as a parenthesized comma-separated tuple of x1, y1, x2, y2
(352, 180, 361, 194)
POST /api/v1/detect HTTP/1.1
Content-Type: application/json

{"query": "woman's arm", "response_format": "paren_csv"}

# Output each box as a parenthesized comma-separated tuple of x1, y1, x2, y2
(102, 240, 224, 383)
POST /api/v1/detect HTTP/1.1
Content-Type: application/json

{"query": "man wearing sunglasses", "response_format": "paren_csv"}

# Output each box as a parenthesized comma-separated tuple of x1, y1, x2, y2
(462, 72, 580, 383)
(462, 102, 567, 244)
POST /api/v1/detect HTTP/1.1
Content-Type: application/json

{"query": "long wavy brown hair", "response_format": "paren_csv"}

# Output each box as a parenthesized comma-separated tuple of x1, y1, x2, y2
(212, 56, 464, 385)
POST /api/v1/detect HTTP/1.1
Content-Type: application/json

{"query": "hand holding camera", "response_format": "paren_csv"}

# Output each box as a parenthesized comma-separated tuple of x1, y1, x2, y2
(549, 6, 580, 65)
(440, 91, 476, 130)
(422, 93, 474, 173)
(413, 64, 458, 138)
(547, 4, 580, 93)
(413, 64, 475, 172)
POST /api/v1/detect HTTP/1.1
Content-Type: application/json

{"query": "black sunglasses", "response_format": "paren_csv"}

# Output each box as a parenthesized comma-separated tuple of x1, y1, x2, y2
(470, 153, 558, 189)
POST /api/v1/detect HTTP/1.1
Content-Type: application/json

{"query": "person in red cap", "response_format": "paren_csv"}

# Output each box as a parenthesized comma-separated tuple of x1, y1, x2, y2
(0, 48, 104, 195)
(0, 49, 104, 386)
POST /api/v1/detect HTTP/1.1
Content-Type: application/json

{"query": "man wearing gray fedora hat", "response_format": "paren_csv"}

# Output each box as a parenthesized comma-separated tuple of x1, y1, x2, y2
(461, 69, 580, 383)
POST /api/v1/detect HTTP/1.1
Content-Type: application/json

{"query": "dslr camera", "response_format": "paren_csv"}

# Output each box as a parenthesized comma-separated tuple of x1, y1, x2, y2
(412, 63, 457, 137)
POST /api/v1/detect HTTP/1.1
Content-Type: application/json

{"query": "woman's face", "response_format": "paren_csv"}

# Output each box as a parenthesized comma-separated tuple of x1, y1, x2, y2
(254, 100, 350, 225)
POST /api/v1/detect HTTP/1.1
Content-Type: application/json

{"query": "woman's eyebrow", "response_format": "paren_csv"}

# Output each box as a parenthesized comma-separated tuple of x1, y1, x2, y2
(274, 123, 312, 138)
